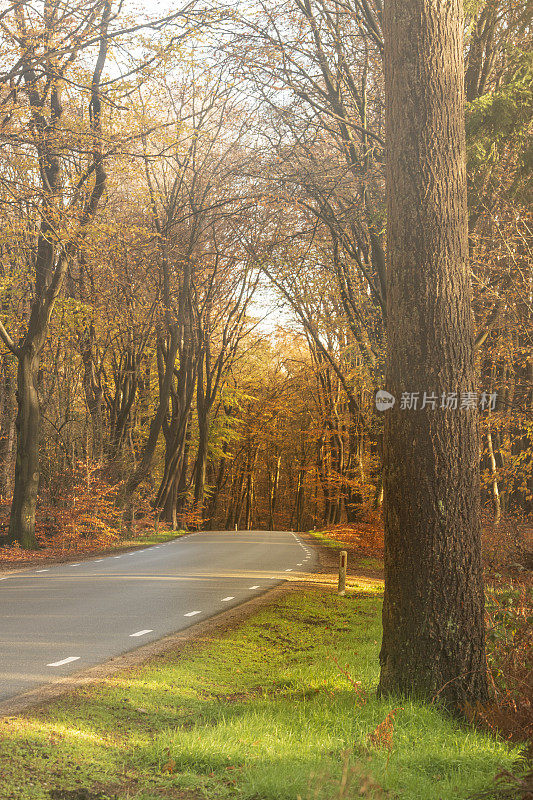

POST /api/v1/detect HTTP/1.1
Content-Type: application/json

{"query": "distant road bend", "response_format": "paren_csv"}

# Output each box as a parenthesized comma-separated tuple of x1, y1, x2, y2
(0, 530, 316, 703)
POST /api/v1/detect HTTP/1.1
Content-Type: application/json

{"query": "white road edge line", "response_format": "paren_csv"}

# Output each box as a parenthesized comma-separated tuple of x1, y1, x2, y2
(221, 596, 234, 602)
(184, 610, 201, 617)
(129, 629, 153, 637)
(47, 656, 80, 667)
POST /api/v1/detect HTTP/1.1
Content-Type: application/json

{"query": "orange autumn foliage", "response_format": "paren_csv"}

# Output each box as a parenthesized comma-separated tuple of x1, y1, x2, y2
(320, 513, 385, 560)
(0, 464, 125, 563)
(368, 708, 401, 751)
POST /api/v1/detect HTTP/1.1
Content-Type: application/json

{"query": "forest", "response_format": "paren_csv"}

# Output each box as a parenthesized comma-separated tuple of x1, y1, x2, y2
(0, 0, 531, 797)
(0, 0, 530, 546)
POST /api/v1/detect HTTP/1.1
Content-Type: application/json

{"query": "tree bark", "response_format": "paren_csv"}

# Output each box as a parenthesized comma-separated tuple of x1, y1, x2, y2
(379, 0, 488, 709)
(206, 449, 227, 528)
(123, 327, 179, 502)
(8, 349, 40, 548)
(194, 412, 209, 509)
(268, 453, 280, 530)
(80, 325, 104, 464)
(0, 356, 16, 498)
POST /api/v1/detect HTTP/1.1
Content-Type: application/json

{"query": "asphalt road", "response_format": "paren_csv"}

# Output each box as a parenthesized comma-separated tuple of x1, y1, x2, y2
(0, 530, 315, 702)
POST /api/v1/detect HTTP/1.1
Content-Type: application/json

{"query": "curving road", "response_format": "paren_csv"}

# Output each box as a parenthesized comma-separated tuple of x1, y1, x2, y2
(0, 530, 316, 703)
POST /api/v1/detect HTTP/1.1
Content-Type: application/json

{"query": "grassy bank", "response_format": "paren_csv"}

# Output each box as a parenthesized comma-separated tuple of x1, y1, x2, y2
(119, 528, 188, 548)
(307, 530, 345, 550)
(0, 585, 521, 800)
(0, 528, 187, 570)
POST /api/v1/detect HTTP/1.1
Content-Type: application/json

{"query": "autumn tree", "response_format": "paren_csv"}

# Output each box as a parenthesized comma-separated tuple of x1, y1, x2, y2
(378, 0, 488, 708)
(0, 0, 205, 546)
(0, 0, 115, 548)
(116, 66, 260, 527)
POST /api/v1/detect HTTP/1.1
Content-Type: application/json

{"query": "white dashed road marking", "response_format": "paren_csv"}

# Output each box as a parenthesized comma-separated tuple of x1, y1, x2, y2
(221, 596, 234, 602)
(184, 611, 201, 617)
(129, 629, 153, 637)
(70, 563, 81, 567)
(47, 656, 80, 667)
(249, 585, 260, 589)
(36, 569, 49, 573)
(285, 568, 293, 572)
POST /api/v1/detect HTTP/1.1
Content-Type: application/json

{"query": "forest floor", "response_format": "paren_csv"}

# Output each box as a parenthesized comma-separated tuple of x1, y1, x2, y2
(0, 532, 529, 800)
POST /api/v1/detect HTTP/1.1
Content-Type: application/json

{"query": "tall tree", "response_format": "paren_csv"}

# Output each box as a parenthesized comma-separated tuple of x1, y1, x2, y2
(0, 0, 112, 548)
(378, 0, 489, 708)
(0, 0, 201, 546)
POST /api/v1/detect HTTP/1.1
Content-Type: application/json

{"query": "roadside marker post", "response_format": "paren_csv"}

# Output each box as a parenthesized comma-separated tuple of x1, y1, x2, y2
(338, 550, 347, 596)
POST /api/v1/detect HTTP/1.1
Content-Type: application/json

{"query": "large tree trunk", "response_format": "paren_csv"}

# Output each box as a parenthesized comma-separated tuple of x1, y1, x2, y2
(8, 349, 40, 549)
(80, 326, 104, 464)
(194, 412, 209, 510)
(123, 328, 179, 503)
(161, 472, 179, 530)
(0, 355, 16, 498)
(295, 468, 305, 532)
(379, 0, 488, 709)
(268, 453, 280, 530)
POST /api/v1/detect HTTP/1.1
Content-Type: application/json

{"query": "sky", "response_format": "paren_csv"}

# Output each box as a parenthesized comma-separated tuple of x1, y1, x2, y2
(121, 0, 295, 336)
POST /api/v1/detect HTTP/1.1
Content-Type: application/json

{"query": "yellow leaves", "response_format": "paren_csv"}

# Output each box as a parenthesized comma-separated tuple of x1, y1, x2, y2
(55, 298, 92, 332)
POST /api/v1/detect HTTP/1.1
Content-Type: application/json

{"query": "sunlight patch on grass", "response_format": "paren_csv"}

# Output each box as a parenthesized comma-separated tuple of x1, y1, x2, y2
(0, 590, 520, 800)
(119, 528, 188, 548)
(307, 530, 344, 549)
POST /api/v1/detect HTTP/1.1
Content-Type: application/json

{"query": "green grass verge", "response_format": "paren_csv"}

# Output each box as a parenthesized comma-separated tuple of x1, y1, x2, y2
(307, 530, 345, 549)
(0, 586, 519, 800)
(119, 528, 188, 548)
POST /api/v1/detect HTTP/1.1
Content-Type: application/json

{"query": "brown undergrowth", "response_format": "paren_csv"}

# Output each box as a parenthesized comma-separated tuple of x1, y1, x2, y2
(0, 464, 156, 566)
